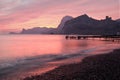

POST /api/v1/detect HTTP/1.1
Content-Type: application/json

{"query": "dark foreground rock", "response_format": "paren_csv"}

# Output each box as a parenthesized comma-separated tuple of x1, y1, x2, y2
(24, 49, 120, 80)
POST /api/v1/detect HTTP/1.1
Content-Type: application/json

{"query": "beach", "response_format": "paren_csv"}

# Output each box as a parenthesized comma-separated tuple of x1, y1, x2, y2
(24, 49, 120, 80)
(0, 35, 120, 80)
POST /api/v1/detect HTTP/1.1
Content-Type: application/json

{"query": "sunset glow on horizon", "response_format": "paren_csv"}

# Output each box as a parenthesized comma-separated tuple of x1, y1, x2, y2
(0, 0, 119, 33)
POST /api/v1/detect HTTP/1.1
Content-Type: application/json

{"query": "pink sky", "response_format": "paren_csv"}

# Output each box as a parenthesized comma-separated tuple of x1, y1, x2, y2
(0, 0, 119, 33)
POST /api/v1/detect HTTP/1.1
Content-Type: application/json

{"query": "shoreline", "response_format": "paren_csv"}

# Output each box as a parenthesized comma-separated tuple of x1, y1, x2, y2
(24, 49, 120, 80)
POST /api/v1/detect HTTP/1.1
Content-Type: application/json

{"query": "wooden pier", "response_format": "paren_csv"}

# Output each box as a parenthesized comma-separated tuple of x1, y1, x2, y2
(65, 35, 120, 42)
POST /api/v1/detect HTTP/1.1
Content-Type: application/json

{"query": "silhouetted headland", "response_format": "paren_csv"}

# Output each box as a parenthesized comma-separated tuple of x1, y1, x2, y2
(24, 49, 120, 80)
(10, 14, 120, 35)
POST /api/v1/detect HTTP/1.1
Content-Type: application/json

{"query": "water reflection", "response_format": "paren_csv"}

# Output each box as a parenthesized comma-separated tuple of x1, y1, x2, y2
(0, 35, 119, 62)
(0, 35, 120, 80)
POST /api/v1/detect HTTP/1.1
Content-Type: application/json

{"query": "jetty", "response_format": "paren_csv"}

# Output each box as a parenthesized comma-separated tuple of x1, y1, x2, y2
(65, 35, 120, 42)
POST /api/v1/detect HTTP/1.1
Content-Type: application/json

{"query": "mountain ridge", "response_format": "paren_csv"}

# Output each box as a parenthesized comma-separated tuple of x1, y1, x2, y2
(62, 15, 120, 35)
(10, 14, 120, 35)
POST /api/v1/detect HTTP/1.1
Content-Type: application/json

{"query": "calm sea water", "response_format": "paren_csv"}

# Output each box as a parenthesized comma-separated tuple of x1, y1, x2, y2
(0, 35, 120, 80)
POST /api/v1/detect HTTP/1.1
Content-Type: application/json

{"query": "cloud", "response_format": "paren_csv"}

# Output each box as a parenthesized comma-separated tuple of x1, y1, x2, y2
(0, 0, 81, 25)
(0, 0, 119, 32)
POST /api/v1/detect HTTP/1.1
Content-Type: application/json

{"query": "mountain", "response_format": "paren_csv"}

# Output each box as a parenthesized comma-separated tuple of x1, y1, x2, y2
(19, 16, 73, 34)
(62, 14, 120, 35)
(57, 16, 73, 33)
(11, 14, 120, 35)
(20, 27, 56, 34)
(116, 19, 120, 22)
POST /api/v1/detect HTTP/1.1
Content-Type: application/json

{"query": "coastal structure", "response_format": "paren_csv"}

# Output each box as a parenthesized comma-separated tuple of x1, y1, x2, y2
(65, 35, 120, 42)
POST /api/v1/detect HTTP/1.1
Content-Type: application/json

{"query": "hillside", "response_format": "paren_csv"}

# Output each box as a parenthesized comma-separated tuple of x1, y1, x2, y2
(10, 14, 120, 35)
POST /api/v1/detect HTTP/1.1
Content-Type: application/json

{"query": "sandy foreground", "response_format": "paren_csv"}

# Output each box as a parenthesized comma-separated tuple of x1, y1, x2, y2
(23, 49, 120, 80)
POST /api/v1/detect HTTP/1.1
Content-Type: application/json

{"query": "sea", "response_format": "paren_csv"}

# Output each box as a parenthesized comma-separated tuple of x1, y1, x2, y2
(0, 34, 120, 80)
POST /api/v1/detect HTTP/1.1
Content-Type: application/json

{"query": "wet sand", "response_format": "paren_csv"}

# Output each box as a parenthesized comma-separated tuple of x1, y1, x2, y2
(24, 49, 120, 80)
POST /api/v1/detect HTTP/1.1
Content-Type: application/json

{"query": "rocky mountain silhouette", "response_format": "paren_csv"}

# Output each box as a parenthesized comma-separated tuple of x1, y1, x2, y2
(20, 27, 56, 34)
(19, 16, 73, 34)
(62, 14, 120, 35)
(11, 14, 120, 35)
(57, 16, 73, 33)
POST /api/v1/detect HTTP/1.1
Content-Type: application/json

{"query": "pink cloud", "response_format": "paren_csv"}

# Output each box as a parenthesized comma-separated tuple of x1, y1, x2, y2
(0, 0, 119, 33)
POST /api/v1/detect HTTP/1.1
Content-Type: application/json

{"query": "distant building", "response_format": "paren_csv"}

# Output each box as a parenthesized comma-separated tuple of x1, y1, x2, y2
(105, 16, 112, 20)
(100, 16, 112, 21)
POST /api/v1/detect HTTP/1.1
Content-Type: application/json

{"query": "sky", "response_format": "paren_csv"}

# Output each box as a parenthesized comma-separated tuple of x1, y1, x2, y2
(0, 0, 119, 33)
